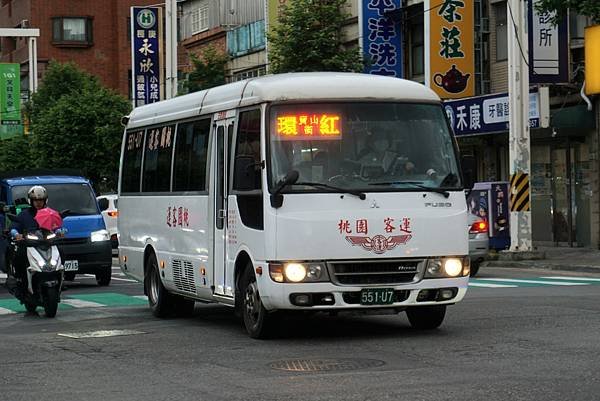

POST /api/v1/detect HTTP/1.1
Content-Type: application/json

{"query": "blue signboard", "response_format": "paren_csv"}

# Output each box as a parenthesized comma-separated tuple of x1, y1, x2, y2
(131, 7, 161, 107)
(528, 0, 569, 84)
(443, 89, 540, 136)
(362, 0, 403, 77)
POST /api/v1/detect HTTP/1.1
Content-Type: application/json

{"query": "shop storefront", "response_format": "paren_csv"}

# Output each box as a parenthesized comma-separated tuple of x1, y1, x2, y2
(445, 95, 597, 248)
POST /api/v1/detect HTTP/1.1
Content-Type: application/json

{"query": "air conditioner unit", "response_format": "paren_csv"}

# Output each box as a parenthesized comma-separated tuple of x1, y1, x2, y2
(21, 19, 30, 28)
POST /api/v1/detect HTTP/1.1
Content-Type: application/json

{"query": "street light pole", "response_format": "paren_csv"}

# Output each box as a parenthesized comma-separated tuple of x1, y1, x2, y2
(507, 0, 532, 251)
(165, 0, 178, 99)
(0, 28, 40, 93)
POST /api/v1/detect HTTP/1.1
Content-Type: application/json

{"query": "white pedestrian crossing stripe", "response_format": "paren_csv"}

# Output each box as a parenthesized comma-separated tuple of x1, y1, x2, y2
(469, 276, 600, 288)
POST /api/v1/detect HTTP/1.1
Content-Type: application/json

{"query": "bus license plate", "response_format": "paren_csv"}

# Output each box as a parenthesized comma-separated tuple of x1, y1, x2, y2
(64, 260, 79, 271)
(360, 288, 395, 305)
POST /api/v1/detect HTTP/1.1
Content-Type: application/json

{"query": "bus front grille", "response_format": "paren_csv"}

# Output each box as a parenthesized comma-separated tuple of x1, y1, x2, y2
(328, 260, 423, 285)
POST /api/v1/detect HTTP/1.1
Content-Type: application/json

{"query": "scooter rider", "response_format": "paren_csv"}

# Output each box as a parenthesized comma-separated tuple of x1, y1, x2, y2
(8, 186, 64, 282)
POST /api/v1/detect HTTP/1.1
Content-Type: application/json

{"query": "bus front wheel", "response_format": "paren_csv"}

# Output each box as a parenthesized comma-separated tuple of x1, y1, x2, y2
(240, 265, 277, 339)
(406, 305, 446, 330)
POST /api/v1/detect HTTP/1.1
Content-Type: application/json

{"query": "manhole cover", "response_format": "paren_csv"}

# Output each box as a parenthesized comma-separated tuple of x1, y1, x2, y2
(269, 358, 385, 372)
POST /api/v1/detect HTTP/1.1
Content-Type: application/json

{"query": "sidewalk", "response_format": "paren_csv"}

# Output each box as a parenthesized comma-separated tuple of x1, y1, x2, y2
(482, 246, 600, 273)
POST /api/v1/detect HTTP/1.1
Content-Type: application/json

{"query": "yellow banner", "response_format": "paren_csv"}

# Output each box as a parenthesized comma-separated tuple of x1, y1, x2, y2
(429, 0, 475, 99)
(585, 25, 600, 95)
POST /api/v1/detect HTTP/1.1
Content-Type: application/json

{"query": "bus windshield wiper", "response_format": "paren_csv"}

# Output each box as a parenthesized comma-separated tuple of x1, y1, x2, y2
(368, 180, 450, 198)
(294, 181, 366, 200)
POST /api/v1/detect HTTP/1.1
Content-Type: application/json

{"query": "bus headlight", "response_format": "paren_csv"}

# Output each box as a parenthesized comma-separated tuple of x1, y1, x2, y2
(269, 262, 329, 283)
(90, 229, 109, 242)
(425, 257, 467, 278)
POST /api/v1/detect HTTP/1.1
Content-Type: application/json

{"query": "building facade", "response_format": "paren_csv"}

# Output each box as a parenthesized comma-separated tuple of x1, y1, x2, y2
(0, 0, 158, 98)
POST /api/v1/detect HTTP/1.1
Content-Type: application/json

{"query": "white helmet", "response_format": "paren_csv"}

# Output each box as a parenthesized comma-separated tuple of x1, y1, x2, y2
(28, 185, 48, 204)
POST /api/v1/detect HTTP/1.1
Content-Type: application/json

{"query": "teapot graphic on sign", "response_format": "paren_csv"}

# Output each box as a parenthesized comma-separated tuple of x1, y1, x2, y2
(433, 65, 470, 94)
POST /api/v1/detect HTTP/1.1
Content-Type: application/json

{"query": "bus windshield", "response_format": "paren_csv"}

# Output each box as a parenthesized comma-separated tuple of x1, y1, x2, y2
(269, 102, 461, 192)
(11, 183, 98, 215)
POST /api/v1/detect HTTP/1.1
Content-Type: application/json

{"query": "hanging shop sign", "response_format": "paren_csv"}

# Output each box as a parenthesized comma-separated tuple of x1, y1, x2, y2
(427, 0, 475, 98)
(361, 0, 403, 77)
(443, 89, 540, 136)
(131, 7, 162, 107)
(0, 63, 23, 140)
(528, 0, 569, 83)
(585, 25, 600, 95)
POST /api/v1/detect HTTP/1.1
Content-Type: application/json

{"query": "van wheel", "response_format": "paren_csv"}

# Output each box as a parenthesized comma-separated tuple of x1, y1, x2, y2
(469, 261, 480, 277)
(240, 265, 277, 339)
(145, 254, 172, 318)
(96, 267, 111, 286)
(406, 305, 446, 330)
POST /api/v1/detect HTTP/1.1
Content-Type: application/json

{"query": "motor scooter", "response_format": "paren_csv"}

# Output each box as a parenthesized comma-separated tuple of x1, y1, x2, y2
(4, 225, 64, 317)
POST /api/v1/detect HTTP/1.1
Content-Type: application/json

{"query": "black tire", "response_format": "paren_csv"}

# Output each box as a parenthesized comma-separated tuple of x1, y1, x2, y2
(42, 286, 59, 318)
(406, 305, 446, 330)
(470, 261, 480, 277)
(145, 253, 173, 318)
(240, 264, 277, 339)
(96, 267, 112, 286)
(64, 272, 76, 281)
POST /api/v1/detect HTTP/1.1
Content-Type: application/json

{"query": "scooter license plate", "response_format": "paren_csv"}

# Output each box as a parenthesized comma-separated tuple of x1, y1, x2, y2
(64, 260, 79, 271)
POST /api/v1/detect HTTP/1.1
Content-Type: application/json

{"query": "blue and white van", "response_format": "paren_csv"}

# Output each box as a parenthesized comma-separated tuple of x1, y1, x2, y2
(0, 171, 112, 285)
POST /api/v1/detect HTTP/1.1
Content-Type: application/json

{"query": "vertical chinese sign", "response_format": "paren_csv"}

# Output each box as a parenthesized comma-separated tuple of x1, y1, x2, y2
(528, 0, 568, 83)
(0, 63, 23, 140)
(131, 7, 162, 107)
(428, 0, 474, 98)
(361, 0, 403, 77)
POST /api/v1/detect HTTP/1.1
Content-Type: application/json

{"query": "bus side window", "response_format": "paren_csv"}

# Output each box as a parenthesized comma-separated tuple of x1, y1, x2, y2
(173, 119, 211, 192)
(142, 124, 175, 193)
(121, 129, 145, 193)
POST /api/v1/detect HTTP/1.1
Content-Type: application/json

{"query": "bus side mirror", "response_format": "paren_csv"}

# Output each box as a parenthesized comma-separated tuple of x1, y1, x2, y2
(98, 198, 109, 211)
(234, 156, 258, 191)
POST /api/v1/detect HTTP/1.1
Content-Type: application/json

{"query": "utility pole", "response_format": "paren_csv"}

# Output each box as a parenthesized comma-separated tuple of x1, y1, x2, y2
(507, 0, 532, 251)
(165, 0, 178, 99)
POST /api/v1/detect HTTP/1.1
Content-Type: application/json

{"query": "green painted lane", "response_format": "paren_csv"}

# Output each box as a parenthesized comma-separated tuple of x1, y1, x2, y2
(0, 292, 147, 314)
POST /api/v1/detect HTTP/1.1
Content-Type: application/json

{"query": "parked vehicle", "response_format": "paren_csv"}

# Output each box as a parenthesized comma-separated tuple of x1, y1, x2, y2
(0, 171, 112, 286)
(468, 213, 489, 276)
(3, 226, 64, 317)
(97, 194, 118, 252)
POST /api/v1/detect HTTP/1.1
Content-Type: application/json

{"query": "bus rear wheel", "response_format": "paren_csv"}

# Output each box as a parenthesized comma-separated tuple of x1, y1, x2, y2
(406, 305, 446, 330)
(240, 265, 277, 339)
(145, 254, 172, 318)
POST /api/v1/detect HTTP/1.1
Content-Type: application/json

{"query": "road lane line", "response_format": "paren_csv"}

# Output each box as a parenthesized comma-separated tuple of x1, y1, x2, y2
(110, 277, 138, 282)
(62, 299, 106, 308)
(541, 276, 600, 282)
(0, 307, 16, 315)
(479, 278, 589, 286)
(468, 282, 518, 288)
(133, 295, 148, 300)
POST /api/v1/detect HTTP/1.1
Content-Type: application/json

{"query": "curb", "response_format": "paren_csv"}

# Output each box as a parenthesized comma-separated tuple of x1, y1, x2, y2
(481, 261, 600, 274)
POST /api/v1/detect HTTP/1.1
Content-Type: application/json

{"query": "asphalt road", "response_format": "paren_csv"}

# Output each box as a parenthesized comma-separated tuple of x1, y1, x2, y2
(1, 266, 599, 401)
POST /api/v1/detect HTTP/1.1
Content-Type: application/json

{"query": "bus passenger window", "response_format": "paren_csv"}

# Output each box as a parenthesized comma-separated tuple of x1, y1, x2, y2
(142, 125, 175, 192)
(121, 129, 145, 193)
(173, 119, 210, 192)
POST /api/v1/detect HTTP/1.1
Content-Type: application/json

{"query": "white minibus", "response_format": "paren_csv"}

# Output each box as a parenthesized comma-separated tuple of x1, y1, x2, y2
(118, 72, 469, 338)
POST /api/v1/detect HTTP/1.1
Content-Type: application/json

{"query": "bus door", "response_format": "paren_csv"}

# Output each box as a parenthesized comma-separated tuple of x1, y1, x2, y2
(213, 110, 236, 297)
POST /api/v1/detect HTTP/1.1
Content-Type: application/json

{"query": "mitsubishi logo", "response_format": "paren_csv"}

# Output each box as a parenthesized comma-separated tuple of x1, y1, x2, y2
(370, 199, 380, 209)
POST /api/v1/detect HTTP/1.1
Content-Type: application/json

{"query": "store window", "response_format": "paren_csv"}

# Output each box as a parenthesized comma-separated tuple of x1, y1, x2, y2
(52, 17, 93, 45)
(494, 3, 507, 61)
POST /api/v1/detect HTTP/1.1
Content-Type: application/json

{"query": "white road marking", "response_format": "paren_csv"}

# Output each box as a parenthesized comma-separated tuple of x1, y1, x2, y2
(478, 278, 589, 286)
(541, 276, 600, 282)
(110, 277, 138, 282)
(468, 282, 518, 288)
(133, 295, 148, 301)
(0, 307, 16, 315)
(62, 299, 106, 308)
(57, 329, 145, 339)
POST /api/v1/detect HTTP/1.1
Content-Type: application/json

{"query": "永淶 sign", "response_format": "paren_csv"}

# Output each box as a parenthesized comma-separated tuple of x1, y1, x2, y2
(131, 7, 162, 107)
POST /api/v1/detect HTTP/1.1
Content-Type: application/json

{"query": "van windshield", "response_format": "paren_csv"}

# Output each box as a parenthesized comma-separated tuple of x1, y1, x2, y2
(11, 184, 98, 215)
(268, 102, 461, 192)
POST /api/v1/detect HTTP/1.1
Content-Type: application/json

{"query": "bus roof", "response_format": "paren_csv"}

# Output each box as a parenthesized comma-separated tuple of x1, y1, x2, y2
(126, 72, 441, 129)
